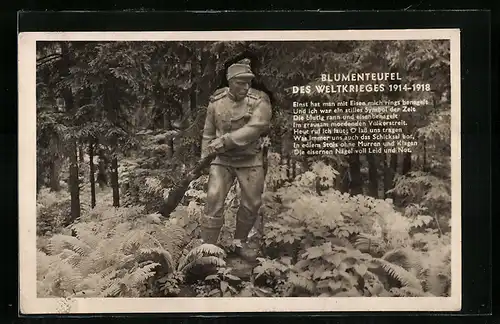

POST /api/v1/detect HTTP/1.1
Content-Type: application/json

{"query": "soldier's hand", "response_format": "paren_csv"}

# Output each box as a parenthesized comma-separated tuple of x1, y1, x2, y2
(207, 137, 225, 154)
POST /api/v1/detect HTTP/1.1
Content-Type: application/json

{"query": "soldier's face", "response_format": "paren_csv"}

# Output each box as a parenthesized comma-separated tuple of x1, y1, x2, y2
(229, 78, 251, 100)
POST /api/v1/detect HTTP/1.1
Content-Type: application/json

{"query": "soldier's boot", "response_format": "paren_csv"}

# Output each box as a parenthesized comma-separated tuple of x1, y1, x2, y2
(200, 215, 224, 245)
(233, 206, 259, 262)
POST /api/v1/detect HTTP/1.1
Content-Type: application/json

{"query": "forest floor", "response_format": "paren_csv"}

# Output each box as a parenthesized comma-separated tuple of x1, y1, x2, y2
(36, 158, 452, 299)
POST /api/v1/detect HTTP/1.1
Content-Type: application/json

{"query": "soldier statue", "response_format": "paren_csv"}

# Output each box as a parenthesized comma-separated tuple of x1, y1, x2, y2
(200, 58, 272, 260)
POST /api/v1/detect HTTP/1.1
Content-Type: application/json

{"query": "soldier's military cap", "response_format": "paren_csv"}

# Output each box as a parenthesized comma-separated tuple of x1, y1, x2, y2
(226, 58, 255, 80)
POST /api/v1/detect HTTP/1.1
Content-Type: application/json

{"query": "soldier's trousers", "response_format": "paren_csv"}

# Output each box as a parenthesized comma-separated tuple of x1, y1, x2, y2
(200, 164, 265, 244)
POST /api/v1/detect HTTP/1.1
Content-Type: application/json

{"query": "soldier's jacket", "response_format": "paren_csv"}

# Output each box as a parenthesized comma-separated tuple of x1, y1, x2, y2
(201, 87, 272, 168)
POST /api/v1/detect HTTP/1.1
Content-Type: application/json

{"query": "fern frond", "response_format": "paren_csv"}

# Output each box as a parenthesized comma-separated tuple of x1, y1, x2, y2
(120, 229, 164, 254)
(47, 234, 92, 257)
(42, 260, 83, 297)
(136, 247, 175, 274)
(74, 273, 104, 294)
(99, 268, 120, 281)
(98, 260, 160, 298)
(79, 249, 109, 274)
(115, 254, 137, 271)
(57, 248, 83, 267)
(143, 223, 188, 263)
(354, 233, 382, 252)
(101, 281, 123, 297)
(382, 248, 424, 274)
(105, 221, 133, 238)
(129, 262, 161, 287)
(193, 243, 226, 257)
(371, 258, 423, 290)
(177, 243, 226, 272)
(70, 222, 107, 248)
(179, 256, 226, 274)
(36, 251, 58, 280)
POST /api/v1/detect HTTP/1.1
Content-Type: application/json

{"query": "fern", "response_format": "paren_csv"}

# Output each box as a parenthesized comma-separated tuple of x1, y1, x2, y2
(37, 251, 58, 281)
(37, 202, 192, 298)
(180, 256, 226, 275)
(41, 260, 84, 297)
(58, 248, 83, 267)
(70, 222, 104, 248)
(47, 234, 93, 257)
(141, 222, 188, 264)
(101, 281, 124, 297)
(370, 258, 423, 290)
(129, 262, 162, 287)
(93, 261, 162, 298)
(419, 244, 451, 296)
(119, 229, 165, 254)
(136, 248, 175, 275)
(381, 248, 424, 275)
(354, 233, 383, 254)
(177, 244, 226, 273)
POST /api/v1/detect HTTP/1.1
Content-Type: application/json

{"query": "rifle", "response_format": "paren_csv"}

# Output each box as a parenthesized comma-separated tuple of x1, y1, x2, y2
(159, 138, 270, 218)
(160, 152, 217, 217)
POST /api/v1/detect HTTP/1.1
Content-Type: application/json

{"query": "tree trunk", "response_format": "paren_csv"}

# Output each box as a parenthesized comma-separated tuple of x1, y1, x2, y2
(286, 155, 291, 180)
(104, 78, 122, 207)
(367, 154, 378, 198)
(59, 42, 80, 222)
(402, 153, 412, 175)
(49, 160, 62, 191)
(37, 159, 47, 194)
(189, 70, 199, 156)
(68, 140, 80, 222)
(422, 140, 428, 172)
(111, 151, 120, 207)
(89, 142, 96, 208)
(49, 140, 61, 191)
(348, 154, 363, 195)
(97, 147, 108, 189)
(384, 153, 398, 202)
(301, 156, 310, 174)
(395, 41, 412, 177)
(390, 153, 398, 173)
(338, 167, 350, 193)
(163, 108, 174, 158)
(383, 156, 392, 198)
(78, 144, 84, 163)
(277, 148, 285, 188)
(48, 126, 62, 191)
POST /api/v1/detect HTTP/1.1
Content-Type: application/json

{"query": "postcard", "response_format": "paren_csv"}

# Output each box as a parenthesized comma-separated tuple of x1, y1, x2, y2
(18, 28, 461, 314)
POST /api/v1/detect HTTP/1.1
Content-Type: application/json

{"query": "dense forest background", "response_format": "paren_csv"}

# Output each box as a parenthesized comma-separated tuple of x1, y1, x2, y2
(36, 40, 453, 299)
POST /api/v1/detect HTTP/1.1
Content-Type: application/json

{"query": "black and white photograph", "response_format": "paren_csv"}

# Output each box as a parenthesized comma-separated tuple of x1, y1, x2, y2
(18, 29, 461, 313)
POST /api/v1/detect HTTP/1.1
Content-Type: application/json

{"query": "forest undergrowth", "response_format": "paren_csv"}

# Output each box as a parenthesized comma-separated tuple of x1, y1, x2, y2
(36, 144, 452, 299)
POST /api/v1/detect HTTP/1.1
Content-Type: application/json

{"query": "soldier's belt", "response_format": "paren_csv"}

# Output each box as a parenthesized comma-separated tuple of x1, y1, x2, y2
(219, 147, 262, 161)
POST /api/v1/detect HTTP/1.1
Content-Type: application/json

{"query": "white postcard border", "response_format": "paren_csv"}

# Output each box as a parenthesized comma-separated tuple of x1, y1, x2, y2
(18, 28, 462, 314)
